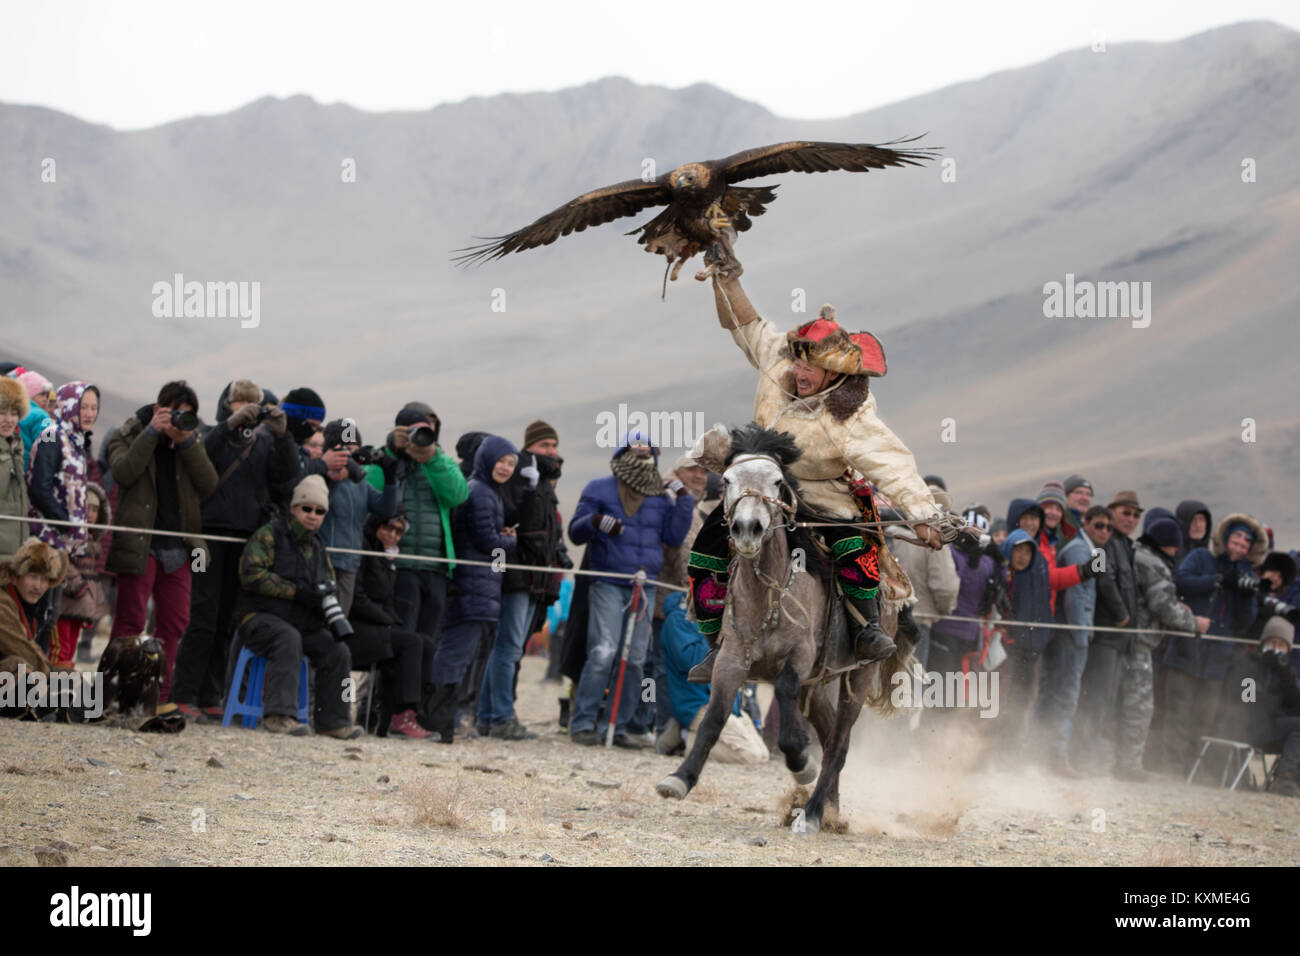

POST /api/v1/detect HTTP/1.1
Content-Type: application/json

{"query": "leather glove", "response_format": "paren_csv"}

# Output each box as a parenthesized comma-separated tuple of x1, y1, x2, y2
(264, 406, 287, 437)
(228, 403, 260, 429)
(392, 425, 410, 450)
(520, 458, 540, 489)
(597, 514, 623, 536)
(376, 453, 399, 481)
(1077, 559, 1105, 581)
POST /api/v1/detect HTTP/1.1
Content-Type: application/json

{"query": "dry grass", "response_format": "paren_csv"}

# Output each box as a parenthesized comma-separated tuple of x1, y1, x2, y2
(406, 775, 470, 830)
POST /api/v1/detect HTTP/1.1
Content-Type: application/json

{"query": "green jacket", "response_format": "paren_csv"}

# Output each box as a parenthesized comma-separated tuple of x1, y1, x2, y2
(366, 447, 468, 578)
(105, 411, 219, 576)
(0, 433, 29, 563)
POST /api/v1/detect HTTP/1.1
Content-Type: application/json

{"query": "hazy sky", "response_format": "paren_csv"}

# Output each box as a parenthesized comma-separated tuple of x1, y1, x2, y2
(3, 1, 1296, 129)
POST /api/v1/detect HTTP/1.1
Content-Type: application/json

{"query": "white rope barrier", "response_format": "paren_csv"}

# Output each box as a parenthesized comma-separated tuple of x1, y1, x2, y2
(1, 513, 689, 592)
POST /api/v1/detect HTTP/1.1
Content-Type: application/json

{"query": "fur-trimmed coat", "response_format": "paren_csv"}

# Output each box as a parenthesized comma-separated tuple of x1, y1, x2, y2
(729, 317, 939, 521)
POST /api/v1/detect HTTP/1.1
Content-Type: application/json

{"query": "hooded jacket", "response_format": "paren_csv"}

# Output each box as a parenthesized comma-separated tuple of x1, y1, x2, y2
(441, 435, 518, 625)
(60, 482, 113, 622)
(1001, 528, 1053, 655)
(1132, 536, 1198, 651)
(1173, 499, 1212, 566)
(1006, 497, 1083, 614)
(199, 382, 301, 534)
(500, 450, 569, 596)
(569, 433, 694, 587)
(26, 382, 98, 555)
(1165, 512, 1264, 680)
(105, 407, 219, 576)
(931, 547, 997, 645)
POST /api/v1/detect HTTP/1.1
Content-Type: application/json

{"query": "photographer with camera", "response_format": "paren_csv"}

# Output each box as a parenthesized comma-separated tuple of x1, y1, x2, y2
(1218, 617, 1300, 796)
(106, 381, 219, 703)
(1239, 551, 1300, 644)
(233, 474, 361, 738)
(315, 418, 398, 614)
(168, 380, 298, 720)
(363, 405, 468, 661)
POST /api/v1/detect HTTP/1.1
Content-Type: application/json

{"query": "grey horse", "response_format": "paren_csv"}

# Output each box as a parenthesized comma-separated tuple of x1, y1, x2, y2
(655, 424, 913, 832)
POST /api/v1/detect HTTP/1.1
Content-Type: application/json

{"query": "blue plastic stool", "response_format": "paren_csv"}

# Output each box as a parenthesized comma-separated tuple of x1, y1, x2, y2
(222, 646, 311, 728)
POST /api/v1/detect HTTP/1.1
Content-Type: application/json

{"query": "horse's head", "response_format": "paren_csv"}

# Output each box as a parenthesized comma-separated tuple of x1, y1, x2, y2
(722, 424, 802, 559)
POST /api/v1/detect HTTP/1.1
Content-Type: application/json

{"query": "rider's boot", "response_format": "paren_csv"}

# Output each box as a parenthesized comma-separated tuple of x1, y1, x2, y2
(846, 591, 896, 664)
(832, 541, 895, 664)
(685, 573, 728, 684)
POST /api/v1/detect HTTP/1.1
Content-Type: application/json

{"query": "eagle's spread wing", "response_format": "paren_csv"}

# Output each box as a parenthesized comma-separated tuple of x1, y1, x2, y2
(717, 138, 939, 184)
(454, 178, 673, 265)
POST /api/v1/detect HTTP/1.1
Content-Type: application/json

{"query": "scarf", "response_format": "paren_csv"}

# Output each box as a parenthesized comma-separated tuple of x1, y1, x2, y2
(611, 452, 665, 504)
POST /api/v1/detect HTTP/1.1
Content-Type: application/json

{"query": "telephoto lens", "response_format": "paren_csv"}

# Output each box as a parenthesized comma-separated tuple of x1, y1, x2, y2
(170, 408, 199, 431)
(320, 595, 354, 639)
(408, 425, 436, 448)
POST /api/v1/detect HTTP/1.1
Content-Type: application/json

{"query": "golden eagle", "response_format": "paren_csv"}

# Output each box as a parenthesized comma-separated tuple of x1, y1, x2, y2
(454, 138, 938, 290)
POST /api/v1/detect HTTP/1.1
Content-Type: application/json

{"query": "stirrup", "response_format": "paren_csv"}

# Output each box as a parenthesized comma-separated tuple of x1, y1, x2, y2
(687, 647, 718, 684)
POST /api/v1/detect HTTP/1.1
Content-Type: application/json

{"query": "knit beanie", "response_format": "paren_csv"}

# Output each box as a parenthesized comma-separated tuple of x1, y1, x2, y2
(291, 475, 330, 512)
(1035, 480, 1069, 512)
(17, 370, 52, 400)
(1261, 616, 1294, 650)
(1146, 517, 1183, 550)
(283, 387, 326, 443)
(322, 418, 361, 449)
(523, 419, 559, 449)
(1063, 474, 1092, 496)
(1226, 522, 1256, 545)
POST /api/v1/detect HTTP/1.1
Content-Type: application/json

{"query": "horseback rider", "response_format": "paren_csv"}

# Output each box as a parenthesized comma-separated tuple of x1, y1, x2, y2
(686, 255, 952, 683)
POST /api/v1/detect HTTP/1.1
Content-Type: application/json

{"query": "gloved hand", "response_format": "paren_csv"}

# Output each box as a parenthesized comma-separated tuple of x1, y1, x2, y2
(1077, 557, 1107, 581)
(293, 580, 324, 609)
(228, 403, 261, 429)
(1235, 572, 1260, 593)
(666, 477, 686, 495)
(1263, 647, 1292, 672)
(597, 514, 623, 536)
(376, 452, 399, 482)
(392, 425, 410, 450)
(520, 458, 540, 489)
(264, 405, 287, 438)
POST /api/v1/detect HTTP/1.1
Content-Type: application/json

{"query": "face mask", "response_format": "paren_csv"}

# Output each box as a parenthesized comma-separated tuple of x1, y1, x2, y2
(384, 544, 400, 556)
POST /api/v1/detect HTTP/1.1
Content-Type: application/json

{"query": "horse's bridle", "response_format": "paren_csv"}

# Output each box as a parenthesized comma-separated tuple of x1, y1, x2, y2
(721, 454, 799, 538)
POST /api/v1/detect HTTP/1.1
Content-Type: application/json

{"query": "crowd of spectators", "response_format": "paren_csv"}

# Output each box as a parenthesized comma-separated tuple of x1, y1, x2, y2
(1, 361, 1296, 797)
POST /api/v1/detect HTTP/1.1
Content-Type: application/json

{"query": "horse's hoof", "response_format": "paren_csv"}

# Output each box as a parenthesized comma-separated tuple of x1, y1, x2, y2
(802, 814, 822, 834)
(656, 775, 689, 800)
(792, 754, 820, 786)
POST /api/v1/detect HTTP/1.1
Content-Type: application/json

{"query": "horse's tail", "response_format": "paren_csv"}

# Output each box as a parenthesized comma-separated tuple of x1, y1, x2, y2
(860, 629, 918, 715)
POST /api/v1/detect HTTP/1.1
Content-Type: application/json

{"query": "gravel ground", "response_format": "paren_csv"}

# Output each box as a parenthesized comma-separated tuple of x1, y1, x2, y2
(2, 655, 1298, 867)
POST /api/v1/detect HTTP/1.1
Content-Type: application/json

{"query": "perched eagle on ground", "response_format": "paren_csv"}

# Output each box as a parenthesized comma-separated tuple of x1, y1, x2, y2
(454, 138, 938, 290)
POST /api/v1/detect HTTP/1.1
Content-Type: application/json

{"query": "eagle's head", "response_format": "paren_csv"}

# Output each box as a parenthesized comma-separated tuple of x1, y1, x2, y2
(672, 163, 710, 194)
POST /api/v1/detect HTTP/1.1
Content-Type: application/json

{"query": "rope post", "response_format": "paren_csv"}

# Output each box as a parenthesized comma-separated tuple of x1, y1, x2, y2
(604, 570, 646, 748)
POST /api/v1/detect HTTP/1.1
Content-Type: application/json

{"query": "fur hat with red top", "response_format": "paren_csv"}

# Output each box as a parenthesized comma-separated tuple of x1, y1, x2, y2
(786, 305, 887, 377)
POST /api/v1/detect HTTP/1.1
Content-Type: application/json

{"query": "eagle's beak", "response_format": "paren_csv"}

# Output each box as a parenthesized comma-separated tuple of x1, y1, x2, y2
(675, 174, 689, 188)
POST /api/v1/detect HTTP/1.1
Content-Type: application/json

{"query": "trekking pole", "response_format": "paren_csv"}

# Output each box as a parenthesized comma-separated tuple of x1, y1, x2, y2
(604, 570, 646, 748)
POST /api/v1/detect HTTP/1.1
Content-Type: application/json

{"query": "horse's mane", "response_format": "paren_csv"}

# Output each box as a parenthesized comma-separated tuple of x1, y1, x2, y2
(724, 423, 829, 579)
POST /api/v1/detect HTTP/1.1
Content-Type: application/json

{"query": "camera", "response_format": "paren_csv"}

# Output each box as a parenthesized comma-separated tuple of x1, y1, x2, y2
(408, 424, 436, 448)
(170, 408, 199, 431)
(303, 579, 353, 638)
(350, 444, 387, 466)
(320, 594, 354, 639)
(1260, 594, 1300, 626)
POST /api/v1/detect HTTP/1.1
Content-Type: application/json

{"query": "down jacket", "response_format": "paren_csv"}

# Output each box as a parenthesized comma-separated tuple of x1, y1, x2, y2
(442, 435, 518, 626)
(1165, 513, 1264, 680)
(569, 435, 694, 587)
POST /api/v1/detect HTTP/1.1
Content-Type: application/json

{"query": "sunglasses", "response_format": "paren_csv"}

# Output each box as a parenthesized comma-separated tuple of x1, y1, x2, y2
(1117, 509, 1140, 518)
(1090, 522, 1112, 531)
(297, 505, 328, 516)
